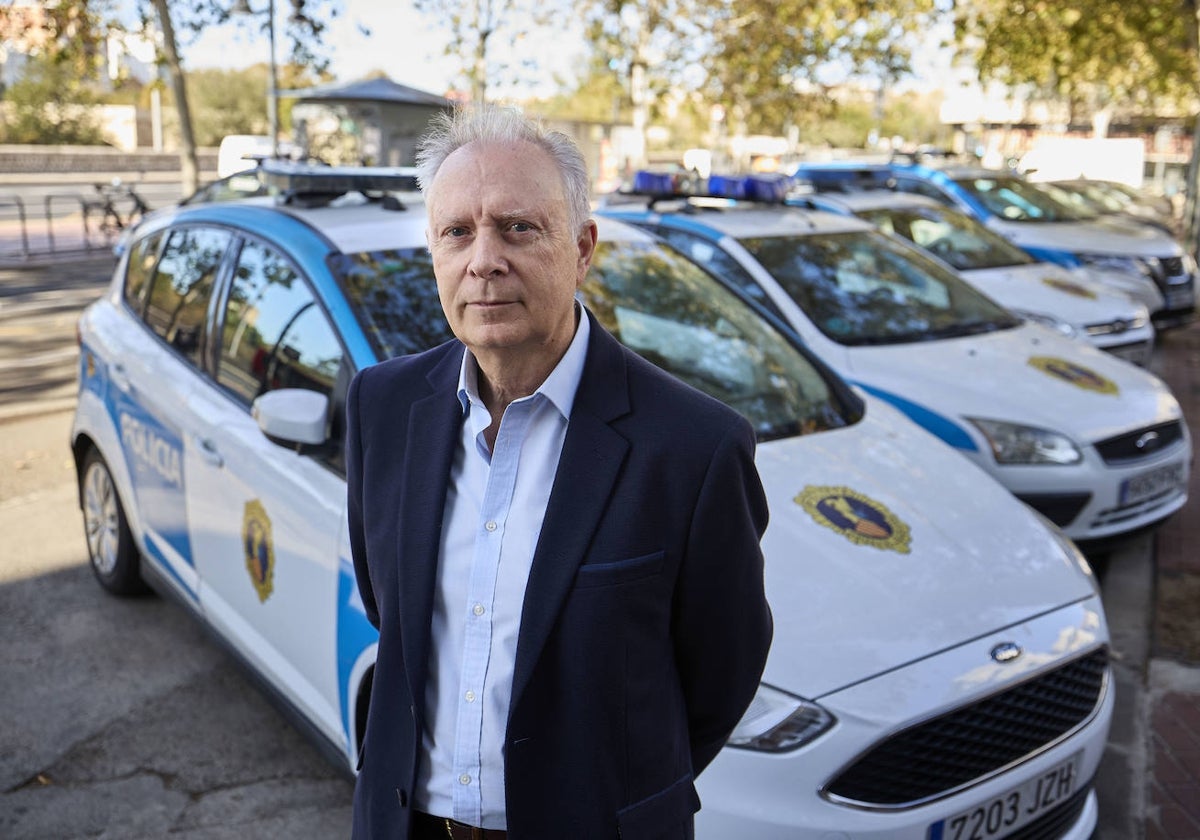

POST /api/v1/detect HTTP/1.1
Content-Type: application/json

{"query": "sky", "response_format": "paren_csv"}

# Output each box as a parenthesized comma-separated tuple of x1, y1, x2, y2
(115, 0, 957, 101)
(117, 0, 586, 99)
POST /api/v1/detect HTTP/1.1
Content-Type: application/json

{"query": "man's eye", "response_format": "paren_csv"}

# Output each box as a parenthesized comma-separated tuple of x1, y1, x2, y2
(510, 222, 532, 233)
(446, 227, 469, 237)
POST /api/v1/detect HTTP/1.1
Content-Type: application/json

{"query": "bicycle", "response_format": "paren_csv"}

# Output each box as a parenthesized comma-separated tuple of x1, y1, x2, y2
(86, 178, 151, 242)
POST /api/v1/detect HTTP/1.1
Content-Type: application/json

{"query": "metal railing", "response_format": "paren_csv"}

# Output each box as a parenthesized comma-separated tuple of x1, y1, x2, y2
(0, 182, 150, 262)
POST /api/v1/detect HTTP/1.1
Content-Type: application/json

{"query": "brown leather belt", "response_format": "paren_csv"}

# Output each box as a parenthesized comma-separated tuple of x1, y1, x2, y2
(412, 810, 508, 840)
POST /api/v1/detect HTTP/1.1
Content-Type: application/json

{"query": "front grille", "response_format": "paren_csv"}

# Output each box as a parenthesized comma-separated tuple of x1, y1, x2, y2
(1094, 420, 1184, 464)
(824, 648, 1108, 807)
(1016, 493, 1091, 527)
(1007, 783, 1091, 840)
(1160, 256, 1185, 277)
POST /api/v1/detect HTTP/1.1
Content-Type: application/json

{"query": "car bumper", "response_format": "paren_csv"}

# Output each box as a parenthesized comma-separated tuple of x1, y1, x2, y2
(987, 437, 1191, 542)
(696, 600, 1113, 839)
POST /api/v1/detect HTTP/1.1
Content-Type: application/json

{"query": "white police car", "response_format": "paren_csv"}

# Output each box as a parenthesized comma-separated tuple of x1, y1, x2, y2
(601, 173, 1191, 545)
(791, 162, 1190, 328)
(73, 162, 1113, 839)
(794, 189, 1155, 365)
(882, 163, 1195, 329)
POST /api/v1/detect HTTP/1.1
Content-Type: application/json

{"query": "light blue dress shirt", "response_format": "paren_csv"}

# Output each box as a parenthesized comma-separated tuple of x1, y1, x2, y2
(414, 309, 591, 828)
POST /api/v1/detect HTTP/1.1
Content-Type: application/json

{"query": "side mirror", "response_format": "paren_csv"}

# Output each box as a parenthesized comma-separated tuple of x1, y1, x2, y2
(251, 388, 329, 446)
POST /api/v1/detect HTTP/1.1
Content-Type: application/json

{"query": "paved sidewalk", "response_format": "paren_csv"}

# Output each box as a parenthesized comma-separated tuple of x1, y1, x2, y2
(1145, 319, 1200, 840)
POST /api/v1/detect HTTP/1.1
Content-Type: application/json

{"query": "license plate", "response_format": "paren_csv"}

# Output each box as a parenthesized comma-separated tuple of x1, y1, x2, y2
(928, 752, 1081, 840)
(1120, 462, 1185, 505)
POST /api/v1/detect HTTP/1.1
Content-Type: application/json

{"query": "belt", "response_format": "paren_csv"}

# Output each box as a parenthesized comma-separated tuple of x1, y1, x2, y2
(411, 810, 508, 840)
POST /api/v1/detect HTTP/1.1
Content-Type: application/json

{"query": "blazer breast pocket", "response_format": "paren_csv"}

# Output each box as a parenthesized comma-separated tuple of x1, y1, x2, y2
(573, 550, 665, 589)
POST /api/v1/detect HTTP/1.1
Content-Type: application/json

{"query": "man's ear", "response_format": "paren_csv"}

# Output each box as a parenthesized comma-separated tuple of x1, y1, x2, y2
(576, 220, 599, 284)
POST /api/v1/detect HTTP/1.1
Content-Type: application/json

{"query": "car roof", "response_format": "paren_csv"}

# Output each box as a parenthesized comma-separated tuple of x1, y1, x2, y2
(804, 190, 943, 214)
(618, 202, 875, 238)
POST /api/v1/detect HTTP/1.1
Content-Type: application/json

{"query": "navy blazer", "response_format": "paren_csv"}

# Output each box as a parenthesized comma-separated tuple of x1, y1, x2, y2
(346, 311, 772, 840)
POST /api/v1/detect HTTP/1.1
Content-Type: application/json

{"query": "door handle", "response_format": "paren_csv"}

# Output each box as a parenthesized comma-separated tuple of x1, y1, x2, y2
(193, 435, 224, 468)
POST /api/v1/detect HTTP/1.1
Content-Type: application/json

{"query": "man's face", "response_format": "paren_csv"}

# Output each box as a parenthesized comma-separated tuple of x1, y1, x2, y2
(425, 140, 597, 361)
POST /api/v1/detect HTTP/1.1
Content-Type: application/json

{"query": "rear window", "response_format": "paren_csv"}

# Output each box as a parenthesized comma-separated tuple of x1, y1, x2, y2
(122, 230, 164, 314)
(143, 226, 232, 366)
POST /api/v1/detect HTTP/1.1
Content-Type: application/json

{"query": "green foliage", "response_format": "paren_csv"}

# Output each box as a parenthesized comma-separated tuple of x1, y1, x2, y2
(0, 55, 108, 144)
(708, 0, 942, 134)
(952, 0, 1199, 112)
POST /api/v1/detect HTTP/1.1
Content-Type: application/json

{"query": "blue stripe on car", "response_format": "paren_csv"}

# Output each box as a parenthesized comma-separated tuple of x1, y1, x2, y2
(854, 382, 978, 451)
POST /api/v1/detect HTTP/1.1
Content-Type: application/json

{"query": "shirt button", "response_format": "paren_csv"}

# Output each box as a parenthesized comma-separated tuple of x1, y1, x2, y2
(473, 603, 485, 616)
(465, 690, 476, 702)
(485, 520, 498, 532)
(459, 774, 471, 785)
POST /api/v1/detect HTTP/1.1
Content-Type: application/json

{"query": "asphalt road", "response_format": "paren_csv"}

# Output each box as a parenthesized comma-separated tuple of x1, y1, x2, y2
(0, 257, 354, 839)
(0, 255, 1158, 839)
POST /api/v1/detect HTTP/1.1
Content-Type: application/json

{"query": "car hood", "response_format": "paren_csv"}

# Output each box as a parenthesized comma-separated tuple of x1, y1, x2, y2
(962, 262, 1147, 324)
(754, 397, 1097, 698)
(842, 323, 1181, 443)
(986, 216, 1182, 258)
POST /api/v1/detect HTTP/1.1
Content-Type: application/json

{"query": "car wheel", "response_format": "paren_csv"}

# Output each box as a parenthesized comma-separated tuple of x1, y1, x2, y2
(81, 449, 149, 597)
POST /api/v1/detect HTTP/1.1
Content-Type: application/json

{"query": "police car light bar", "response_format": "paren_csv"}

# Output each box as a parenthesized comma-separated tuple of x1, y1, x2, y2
(789, 164, 893, 194)
(259, 159, 421, 200)
(625, 170, 793, 205)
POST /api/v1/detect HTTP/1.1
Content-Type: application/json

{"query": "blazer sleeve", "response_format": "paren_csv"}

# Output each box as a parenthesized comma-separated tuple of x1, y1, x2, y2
(674, 415, 773, 775)
(345, 368, 380, 630)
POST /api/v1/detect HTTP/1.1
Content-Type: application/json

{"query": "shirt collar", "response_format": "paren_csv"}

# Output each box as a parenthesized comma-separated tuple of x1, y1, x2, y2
(456, 300, 590, 421)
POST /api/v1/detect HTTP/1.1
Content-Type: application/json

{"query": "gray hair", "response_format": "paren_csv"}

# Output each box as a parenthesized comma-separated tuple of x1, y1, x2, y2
(416, 105, 592, 235)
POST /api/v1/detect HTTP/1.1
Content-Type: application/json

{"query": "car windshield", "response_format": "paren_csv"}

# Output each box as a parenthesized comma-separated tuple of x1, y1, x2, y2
(952, 175, 1097, 222)
(330, 239, 856, 441)
(857, 206, 1035, 271)
(739, 229, 1021, 345)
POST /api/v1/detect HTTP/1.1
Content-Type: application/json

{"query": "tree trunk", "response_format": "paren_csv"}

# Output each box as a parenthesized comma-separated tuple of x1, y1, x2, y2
(1186, 114, 1199, 260)
(151, 0, 200, 197)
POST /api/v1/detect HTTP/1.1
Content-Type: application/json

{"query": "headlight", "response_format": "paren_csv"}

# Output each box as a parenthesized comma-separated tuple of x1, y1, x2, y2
(1182, 252, 1198, 275)
(1012, 309, 1078, 339)
(726, 684, 835, 752)
(968, 418, 1083, 465)
(1074, 253, 1153, 278)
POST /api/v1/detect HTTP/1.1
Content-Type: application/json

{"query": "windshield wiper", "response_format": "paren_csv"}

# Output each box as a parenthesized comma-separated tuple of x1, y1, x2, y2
(924, 319, 1016, 339)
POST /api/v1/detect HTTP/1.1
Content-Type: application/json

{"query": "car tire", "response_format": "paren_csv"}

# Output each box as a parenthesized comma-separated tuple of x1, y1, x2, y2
(80, 448, 149, 597)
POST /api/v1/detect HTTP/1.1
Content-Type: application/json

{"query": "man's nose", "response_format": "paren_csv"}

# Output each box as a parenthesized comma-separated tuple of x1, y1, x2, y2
(468, 229, 507, 278)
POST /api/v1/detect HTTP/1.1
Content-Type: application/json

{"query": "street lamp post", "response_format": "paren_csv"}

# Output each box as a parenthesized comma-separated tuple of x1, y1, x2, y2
(234, 0, 279, 158)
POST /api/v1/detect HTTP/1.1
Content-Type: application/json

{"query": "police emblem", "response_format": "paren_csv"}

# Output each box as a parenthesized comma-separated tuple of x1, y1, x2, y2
(242, 499, 275, 602)
(1041, 277, 1097, 299)
(794, 486, 911, 553)
(1027, 356, 1119, 395)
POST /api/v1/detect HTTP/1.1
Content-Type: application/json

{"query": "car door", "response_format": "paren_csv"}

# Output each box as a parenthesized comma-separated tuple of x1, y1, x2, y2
(107, 225, 233, 597)
(185, 235, 349, 747)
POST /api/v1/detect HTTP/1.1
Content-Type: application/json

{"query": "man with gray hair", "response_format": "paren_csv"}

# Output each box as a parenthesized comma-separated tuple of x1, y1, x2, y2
(346, 105, 772, 839)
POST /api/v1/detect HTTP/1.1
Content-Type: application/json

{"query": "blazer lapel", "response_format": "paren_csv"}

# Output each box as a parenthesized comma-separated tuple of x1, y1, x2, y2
(510, 318, 631, 706)
(397, 346, 464, 704)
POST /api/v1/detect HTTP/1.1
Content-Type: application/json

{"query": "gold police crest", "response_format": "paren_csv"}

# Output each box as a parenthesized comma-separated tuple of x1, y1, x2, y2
(1041, 277, 1097, 299)
(795, 486, 911, 553)
(1027, 356, 1119, 395)
(242, 499, 275, 603)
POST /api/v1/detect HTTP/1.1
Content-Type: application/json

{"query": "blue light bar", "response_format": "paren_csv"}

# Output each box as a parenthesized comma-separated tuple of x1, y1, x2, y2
(631, 170, 696, 195)
(626, 170, 792, 204)
(708, 173, 792, 203)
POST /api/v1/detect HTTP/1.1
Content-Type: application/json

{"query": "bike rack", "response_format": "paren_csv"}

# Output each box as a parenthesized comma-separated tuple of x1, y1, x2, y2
(0, 195, 31, 258)
(46, 193, 93, 252)
(0, 189, 144, 261)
